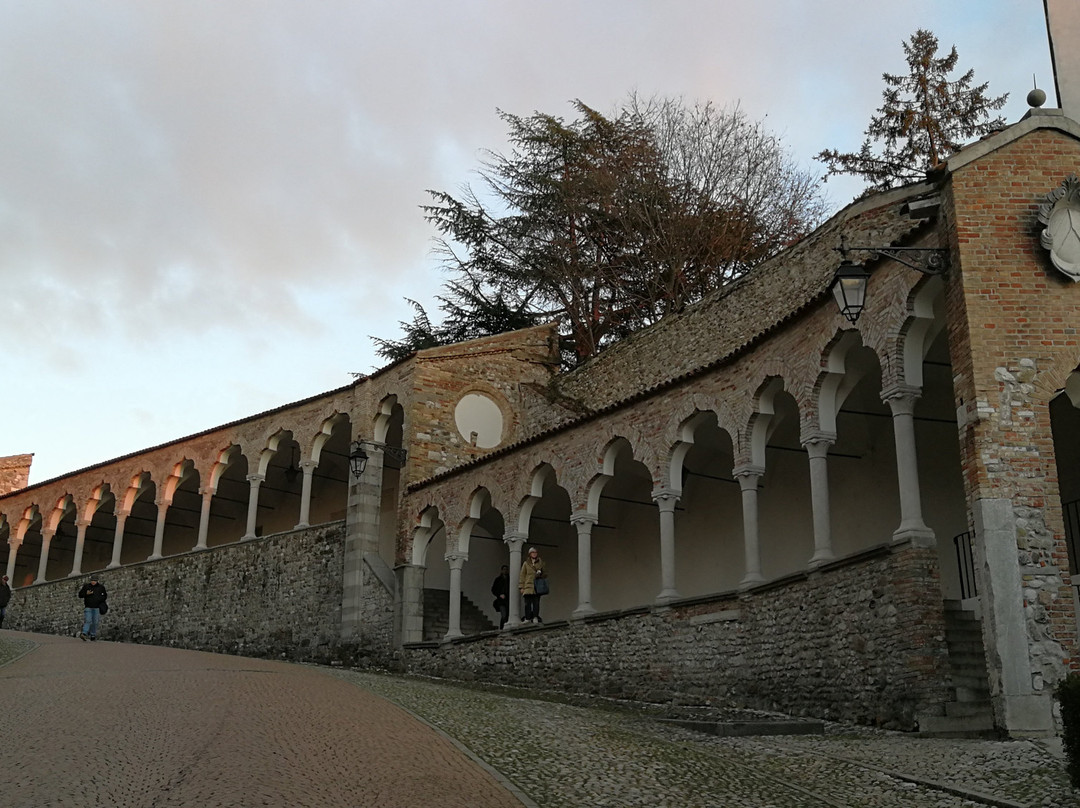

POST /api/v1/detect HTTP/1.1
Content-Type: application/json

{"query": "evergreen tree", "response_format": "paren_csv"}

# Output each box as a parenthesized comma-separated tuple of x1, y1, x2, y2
(375, 98, 825, 364)
(817, 29, 1007, 193)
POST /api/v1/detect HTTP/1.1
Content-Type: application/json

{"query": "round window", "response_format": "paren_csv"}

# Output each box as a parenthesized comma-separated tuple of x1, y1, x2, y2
(454, 393, 504, 449)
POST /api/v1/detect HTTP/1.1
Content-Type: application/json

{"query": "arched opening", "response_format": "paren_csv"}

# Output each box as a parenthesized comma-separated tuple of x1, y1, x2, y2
(591, 441, 655, 611)
(308, 414, 351, 527)
(459, 489, 506, 633)
(122, 474, 157, 564)
(671, 412, 742, 594)
(752, 382, 811, 580)
(207, 447, 248, 547)
(376, 399, 406, 565)
(416, 508, 448, 641)
(161, 461, 201, 556)
(47, 497, 77, 580)
(257, 431, 303, 536)
(85, 488, 117, 574)
(14, 509, 42, 587)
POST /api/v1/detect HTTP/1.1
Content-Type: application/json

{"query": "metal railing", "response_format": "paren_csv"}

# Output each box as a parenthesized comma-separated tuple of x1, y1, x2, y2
(1066, 498, 1080, 577)
(952, 531, 978, 600)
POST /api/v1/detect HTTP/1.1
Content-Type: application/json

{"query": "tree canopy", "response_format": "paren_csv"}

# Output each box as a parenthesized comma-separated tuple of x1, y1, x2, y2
(374, 96, 827, 364)
(816, 29, 1007, 193)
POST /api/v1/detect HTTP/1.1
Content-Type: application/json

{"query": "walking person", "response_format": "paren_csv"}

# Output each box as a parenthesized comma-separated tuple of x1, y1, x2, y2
(491, 564, 511, 629)
(77, 575, 107, 641)
(519, 547, 546, 624)
(0, 575, 10, 629)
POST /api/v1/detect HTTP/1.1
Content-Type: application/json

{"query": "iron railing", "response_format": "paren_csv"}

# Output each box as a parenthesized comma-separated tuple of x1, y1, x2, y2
(952, 530, 978, 600)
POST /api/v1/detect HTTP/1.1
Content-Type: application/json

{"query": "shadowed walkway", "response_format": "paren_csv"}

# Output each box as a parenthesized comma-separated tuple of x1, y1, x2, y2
(0, 632, 523, 808)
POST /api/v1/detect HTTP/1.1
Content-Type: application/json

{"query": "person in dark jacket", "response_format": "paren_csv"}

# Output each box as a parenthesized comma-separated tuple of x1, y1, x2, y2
(0, 575, 11, 628)
(77, 575, 107, 641)
(491, 565, 510, 629)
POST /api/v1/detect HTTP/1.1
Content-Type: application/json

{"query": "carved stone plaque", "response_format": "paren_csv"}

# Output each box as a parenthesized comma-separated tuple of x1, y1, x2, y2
(1038, 174, 1080, 281)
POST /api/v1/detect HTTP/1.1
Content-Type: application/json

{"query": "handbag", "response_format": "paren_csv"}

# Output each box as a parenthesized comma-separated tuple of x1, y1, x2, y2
(98, 601, 108, 615)
(534, 576, 549, 596)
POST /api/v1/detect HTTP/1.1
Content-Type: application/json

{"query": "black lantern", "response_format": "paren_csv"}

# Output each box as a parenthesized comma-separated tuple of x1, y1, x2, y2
(830, 259, 871, 324)
(349, 441, 369, 478)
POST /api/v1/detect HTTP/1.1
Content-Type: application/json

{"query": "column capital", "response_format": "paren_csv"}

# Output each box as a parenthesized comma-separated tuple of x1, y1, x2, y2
(651, 487, 681, 506)
(154, 497, 172, 509)
(75, 518, 91, 529)
(503, 532, 528, 551)
(246, 473, 266, 484)
(6, 537, 22, 548)
(881, 384, 922, 411)
(200, 486, 216, 497)
(570, 511, 598, 528)
(802, 440, 832, 460)
(732, 463, 765, 479)
(300, 459, 318, 471)
(41, 528, 56, 540)
(444, 552, 467, 569)
(116, 510, 131, 520)
(800, 429, 836, 449)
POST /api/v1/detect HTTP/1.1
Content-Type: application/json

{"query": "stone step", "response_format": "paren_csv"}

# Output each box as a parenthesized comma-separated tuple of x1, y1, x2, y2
(955, 685, 990, 702)
(945, 700, 993, 718)
(917, 711, 996, 738)
(422, 588, 496, 640)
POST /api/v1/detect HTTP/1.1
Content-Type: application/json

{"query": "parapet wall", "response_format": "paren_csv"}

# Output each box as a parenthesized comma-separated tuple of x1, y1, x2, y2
(5, 523, 359, 664)
(402, 542, 950, 729)
(0, 454, 32, 496)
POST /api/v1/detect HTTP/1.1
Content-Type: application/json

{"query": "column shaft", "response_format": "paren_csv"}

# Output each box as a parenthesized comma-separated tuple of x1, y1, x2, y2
(195, 489, 213, 550)
(70, 519, 90, 577)
(108, 513, 128, 569)
(653, 489, 681, 603)
(149, 499, 169, 560)
(35, 530, 54, 583)
(295, 460, 318, 529)
(243, 474, 264, 540)
(444, 553, 466, 640)
(804, 439, 835, 566)
(504, 534, 526, 627)
(884, 389, 934, 544)
(735, 466, 765, 586)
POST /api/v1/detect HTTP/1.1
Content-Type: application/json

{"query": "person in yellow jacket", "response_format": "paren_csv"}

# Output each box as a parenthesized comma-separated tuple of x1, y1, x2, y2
(519, 547, 546, 624)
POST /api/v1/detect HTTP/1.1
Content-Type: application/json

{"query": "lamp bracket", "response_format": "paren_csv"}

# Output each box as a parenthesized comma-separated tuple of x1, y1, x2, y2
(353, 440, 408, 466)
(835, 242, 948, 276)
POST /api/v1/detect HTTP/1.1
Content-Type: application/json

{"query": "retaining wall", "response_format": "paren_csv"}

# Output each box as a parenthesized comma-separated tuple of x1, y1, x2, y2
(402, 541, 952, 730)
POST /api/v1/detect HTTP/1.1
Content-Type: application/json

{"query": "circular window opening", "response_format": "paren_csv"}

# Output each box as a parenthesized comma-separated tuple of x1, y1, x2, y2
(454, 393, 504, 449)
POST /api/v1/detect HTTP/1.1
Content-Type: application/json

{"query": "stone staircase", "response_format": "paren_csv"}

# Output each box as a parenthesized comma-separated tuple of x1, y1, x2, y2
(422, 588, 497, 640)
(917, 600, 996, 737)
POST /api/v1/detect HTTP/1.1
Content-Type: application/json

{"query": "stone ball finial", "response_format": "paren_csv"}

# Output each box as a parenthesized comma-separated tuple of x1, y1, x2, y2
(1028, 87, 1047, 108)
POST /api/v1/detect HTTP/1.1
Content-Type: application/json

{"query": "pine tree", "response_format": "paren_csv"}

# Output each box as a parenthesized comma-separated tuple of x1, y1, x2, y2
(817, 29, 1007, 193)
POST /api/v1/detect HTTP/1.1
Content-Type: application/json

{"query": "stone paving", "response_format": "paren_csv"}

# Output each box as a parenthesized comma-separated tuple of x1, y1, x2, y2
(0, 630, 1075, 807)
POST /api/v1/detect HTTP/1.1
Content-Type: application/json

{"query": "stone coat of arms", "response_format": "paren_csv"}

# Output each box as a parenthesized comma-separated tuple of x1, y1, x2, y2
(1038, 174, 1080, 281)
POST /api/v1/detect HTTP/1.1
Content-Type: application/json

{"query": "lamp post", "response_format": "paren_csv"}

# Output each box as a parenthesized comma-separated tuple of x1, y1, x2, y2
(349, 440, 408, 478)
(829, 237, 948, 324)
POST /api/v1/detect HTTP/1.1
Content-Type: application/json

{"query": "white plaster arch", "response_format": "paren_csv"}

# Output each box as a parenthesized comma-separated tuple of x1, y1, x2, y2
(815, 330, 867, 437)
(310, 412, 350, 465)
(81, 483, 112, 524)
(208, 445, 243, 492)
(746, 377, 788, 468)
(372, 394, 400, 445)
(409, 506, 445, 568)
(516, 463, 561, 535)
(120, 472, 154, 514)
(894, 275, 946, 390)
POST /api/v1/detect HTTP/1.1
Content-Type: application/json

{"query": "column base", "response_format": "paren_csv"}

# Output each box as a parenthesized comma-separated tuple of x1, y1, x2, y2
(106, 561, 121, 570)
(808, 549, 835, 568)
(293, 522, 310, 530)
(146, 554, 163, 561)
(892, 524, 936, 547)
(571, 605, 597, 620)
(655, 589, 680, 605)
(739, 573, 764, 590)
(441, 630, 463, 643)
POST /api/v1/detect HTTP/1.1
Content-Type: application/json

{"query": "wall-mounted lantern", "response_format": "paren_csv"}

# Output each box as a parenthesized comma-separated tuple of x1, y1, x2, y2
(349, 440, 408, 478)
(829, 236, 949, 324)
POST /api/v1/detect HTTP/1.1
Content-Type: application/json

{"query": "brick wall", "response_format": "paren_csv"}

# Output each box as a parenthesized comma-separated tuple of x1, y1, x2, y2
(0, 454, 32, 496)
(403, 542, 950, 730)
(945, 123, 1080, 700)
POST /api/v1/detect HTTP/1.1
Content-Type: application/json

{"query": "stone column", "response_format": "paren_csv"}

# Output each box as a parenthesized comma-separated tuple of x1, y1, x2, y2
(108, 511, 128, 569)
(503, 532, 526, 627)
(35, 528, 54, 584)
(5, 538, 21, 582)
(395, 562, 426, 645)
(341, 446, 384, 641)
(883, 386, 935, 545)
(652, 488, 681, 604)
(242, 474, 265, 540)
(803, 435, 836, 567)
(148, 498, 170, 560)
(444, 552, 467, 641)
(734, 465, 765, 587)
(295, 460, 318, 529)
(194, 487, 214, 551)
(69, 519, 90, 577)
(570, 513, 598, 619)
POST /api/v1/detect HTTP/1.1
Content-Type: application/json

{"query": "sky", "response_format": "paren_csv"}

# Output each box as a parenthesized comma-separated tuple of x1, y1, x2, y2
(0, 1, 1057, 486)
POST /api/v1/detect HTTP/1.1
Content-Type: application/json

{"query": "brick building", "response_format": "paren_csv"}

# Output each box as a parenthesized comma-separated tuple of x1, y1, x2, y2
(4, 53, 1080, 740)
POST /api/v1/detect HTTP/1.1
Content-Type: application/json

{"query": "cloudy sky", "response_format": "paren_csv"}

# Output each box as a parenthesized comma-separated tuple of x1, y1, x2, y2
(0, 1, 1056, 485)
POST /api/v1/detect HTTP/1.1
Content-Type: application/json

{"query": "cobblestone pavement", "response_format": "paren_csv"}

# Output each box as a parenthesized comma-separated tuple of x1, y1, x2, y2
(0, 632, 521, 808)
(1, 631, 1074, 808)
(332, 670, 1076, 808)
